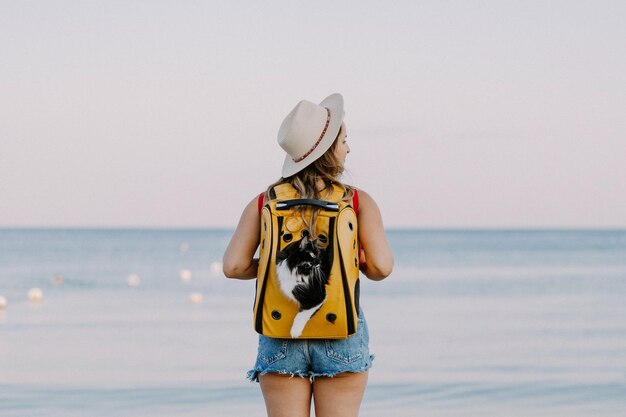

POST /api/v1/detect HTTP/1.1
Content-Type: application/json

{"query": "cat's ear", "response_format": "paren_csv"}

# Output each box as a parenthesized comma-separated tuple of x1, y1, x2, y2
(299, 236, 309, 249)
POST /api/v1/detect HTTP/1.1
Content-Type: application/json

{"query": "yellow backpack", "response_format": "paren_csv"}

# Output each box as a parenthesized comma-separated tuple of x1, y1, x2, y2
(254, 183, 360, 339)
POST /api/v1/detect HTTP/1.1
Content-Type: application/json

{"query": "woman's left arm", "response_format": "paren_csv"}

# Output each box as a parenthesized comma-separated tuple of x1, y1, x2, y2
(222, 196, 261, 279)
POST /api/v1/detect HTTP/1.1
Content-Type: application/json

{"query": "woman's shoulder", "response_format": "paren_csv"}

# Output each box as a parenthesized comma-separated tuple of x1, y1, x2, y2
(351, 189, 379, 213)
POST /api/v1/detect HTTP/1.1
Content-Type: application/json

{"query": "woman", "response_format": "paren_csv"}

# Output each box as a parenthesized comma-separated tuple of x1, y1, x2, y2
(223, 93, 393, 417)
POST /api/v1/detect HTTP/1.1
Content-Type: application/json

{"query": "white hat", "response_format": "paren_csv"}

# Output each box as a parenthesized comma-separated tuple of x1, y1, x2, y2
(278, 93, 344, 178)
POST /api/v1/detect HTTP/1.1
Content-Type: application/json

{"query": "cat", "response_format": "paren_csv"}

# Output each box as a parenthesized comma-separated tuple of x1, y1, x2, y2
(275, 236, 331, 338)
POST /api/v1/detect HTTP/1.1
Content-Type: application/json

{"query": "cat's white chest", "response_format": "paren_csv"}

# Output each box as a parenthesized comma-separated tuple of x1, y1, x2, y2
(276, 261, 307, 303)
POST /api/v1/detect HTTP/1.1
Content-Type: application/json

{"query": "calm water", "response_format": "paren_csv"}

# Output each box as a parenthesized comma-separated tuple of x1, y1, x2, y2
(1, 229, 625, 416)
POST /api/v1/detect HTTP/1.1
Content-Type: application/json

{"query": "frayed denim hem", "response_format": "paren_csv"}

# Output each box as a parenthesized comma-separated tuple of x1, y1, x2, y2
(247, 354, 375, 383)
(247, 368, 309, 383)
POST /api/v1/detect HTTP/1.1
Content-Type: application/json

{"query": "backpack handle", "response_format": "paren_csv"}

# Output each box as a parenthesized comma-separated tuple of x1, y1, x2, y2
(276, 199, 339, 212)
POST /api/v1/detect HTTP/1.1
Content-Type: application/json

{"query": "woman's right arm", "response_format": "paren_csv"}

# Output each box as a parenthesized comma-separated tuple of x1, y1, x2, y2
(357, 190, 394, 280)
(222, 196, 261, 279)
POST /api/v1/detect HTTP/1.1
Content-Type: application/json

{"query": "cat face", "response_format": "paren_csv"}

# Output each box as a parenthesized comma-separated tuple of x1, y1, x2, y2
(276, 236, 328, 278)
(293, 237, 321, 275)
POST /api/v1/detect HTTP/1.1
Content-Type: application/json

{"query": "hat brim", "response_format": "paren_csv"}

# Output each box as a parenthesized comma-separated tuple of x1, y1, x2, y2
(281, 93, 344, 178)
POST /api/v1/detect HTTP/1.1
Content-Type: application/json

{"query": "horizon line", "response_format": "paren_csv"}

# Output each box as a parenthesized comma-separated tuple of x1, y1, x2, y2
(1, 226, 626, 232)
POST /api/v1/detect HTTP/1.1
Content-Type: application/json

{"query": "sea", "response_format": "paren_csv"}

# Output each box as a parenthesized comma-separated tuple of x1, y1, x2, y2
(1, 228, 625, 417)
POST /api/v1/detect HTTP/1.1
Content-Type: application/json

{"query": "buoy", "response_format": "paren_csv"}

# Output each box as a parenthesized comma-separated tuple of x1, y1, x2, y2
(53, 274, 63, 285)
(189, 293, 203, 304)
(0, 295, 7, 309)
(209, 261, 223, 276)
(127, 274, 141, 287)
(28, 288, 43, 303)
(180, 242, 189, 252)
(179, 269, 192, 283)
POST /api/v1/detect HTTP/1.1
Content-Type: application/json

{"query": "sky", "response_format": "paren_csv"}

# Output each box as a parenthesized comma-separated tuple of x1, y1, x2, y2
(1, 0, 625, 229)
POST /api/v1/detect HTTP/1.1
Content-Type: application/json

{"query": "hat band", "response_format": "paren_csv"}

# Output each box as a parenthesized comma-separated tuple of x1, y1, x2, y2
(292, 107, 331, 163)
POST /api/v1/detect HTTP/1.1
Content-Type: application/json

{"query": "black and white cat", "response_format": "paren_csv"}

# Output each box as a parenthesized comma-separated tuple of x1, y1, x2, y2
(275, 236, 331, 338)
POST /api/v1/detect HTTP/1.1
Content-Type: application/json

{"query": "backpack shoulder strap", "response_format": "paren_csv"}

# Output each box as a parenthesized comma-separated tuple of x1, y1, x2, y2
(257, 192, 264, 215)
(353, 189, 359, 212)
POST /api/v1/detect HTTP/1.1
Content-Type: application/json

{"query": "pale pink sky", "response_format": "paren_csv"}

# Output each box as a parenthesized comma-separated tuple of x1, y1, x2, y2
(1, 1, 624, 228)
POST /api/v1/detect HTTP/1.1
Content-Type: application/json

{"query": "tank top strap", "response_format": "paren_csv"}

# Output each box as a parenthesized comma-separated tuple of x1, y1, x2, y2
(257, 192, 264, 215)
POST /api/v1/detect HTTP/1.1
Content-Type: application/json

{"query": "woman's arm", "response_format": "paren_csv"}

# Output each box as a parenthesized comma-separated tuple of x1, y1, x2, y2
(357, 190, 394, 280)
(222, 196, 261, 279)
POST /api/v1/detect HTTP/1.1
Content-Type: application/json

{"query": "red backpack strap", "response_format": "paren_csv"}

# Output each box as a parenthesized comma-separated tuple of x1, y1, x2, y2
(352, 188, 359, 212)
(257, 192, 264, 215)
(353, 189, 363, 266)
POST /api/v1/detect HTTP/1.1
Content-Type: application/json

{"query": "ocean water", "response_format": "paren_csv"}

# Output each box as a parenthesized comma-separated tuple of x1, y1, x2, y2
(1, 229, 625, 417)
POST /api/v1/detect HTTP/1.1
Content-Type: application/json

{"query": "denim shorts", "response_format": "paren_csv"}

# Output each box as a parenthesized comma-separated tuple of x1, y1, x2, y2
(247, 311, 374, 382)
